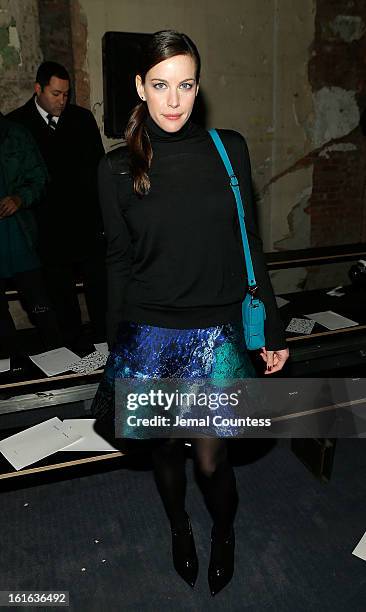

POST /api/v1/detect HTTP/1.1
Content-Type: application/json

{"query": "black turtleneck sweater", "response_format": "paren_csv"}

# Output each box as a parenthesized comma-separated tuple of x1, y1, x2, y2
(98, 115, 287, 350)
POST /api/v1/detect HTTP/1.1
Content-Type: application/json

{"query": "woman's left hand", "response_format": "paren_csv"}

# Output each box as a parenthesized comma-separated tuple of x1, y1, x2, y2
(259, 347, 289, 374)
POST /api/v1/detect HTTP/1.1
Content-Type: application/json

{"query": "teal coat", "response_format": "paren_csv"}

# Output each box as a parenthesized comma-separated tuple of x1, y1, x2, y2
(0, 114, 48, 250)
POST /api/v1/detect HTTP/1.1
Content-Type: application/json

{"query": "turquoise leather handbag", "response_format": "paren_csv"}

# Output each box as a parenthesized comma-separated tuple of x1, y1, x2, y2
(208, 129, 266, 350)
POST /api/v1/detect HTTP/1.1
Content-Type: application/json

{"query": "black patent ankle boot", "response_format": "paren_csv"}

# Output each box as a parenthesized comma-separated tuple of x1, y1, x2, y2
(171, 513, 199, 588)
(208, 525, 235, 596)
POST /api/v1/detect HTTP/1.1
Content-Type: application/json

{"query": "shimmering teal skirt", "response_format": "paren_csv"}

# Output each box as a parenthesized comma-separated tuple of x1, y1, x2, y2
(91, 320, 257, 441)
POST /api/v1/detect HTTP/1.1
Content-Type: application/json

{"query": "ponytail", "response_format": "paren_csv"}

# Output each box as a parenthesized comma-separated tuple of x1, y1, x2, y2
(125, 102, 152, 197)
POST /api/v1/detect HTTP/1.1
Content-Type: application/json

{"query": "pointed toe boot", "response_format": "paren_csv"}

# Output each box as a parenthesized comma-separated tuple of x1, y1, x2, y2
(171, 513, 199, 588)
(208, 525, 235, 596)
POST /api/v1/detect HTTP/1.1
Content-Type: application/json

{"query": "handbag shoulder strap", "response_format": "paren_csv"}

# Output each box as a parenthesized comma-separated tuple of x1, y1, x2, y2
(208, 128, 257, 290)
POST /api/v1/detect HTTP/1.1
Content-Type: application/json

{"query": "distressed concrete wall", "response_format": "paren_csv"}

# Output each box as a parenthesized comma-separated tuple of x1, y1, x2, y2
(1, 0, 87, 112)
(303, 0, 366, 289)
(37, 0, 75, 87)
(262, 0, 366, 291)
(271, 1, 366, 292)
(0, 0, 42, 113)
(35, 0, 90, 107)
(70, 0, 90, 108)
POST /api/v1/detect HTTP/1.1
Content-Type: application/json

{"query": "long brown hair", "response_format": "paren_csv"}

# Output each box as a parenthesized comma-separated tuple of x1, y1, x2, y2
(125, 30, 201, 197)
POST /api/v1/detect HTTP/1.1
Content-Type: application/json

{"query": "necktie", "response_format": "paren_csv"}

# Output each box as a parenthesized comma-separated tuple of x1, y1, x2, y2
(46, 113, 57, 132)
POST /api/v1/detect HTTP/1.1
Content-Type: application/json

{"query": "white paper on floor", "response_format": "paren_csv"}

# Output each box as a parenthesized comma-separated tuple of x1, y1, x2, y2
(304, 310, 358, 330)
(352, 531, 366, 561)
(94, 342, 109, 356)
(60, 419, 119, 452)
(69, 350, 108, 374)
(275, 296, 290, 308)
(0, 417, 82, 470)
(29, 347, 81, 376)
(0, 358, 10, 373)
(326, 285, 346, 297)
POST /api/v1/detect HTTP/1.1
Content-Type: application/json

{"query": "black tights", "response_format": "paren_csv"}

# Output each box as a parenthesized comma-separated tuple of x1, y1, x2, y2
(151, 438, 238, 535)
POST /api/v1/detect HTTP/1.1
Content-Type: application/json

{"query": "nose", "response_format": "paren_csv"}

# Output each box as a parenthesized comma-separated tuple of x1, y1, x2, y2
(57, 94, 67, 106)
(167, 88, 180, 109)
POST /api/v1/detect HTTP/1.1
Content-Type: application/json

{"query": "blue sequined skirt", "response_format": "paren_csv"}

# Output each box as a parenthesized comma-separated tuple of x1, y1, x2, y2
(91, 320, 258, 439)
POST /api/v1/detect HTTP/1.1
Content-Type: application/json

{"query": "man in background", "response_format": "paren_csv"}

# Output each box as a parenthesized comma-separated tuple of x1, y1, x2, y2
(8, 61, 107, 352)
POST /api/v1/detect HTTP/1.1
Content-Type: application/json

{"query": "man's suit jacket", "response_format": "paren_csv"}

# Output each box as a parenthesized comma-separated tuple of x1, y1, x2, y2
(7, 97, 105, 261)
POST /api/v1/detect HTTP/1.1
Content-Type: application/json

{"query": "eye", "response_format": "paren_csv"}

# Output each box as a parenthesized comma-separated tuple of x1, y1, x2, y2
(153, 82, 167, 89)
(180, 82, 193, 90)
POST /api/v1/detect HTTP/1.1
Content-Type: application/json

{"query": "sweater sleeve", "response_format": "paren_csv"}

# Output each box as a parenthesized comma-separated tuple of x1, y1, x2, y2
(98, 156, 133, 347)
(220, 130, 288, 351)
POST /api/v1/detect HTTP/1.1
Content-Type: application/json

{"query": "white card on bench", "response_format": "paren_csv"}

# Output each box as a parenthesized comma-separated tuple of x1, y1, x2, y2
(94, 342, 109, 356)
(304, 310, 358, 330)
(60, 419, 119, 452)
(29, 347, 81, 376)
(0, 358, 10, 373)
(0, 417, 82, 471)
(352, 531, 366, 561)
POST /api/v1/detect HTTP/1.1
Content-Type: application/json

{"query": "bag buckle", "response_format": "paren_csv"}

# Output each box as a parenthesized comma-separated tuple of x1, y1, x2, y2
(230, 174, 239, 187)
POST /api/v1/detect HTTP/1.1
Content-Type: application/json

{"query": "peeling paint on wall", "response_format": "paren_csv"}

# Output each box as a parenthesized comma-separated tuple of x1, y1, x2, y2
(8, 24, 20, 49)
(0, 22, 21, 69)
(264, 165, 314, 259)
(275, 186, 312, 251)
(318, 142, 357, 158)
(328, 15, 365, 42)
(309, 86, 359, 148)
(0, 0, 42, 113)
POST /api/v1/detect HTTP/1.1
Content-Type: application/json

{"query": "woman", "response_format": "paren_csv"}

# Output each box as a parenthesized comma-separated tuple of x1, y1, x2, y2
(0, 113, 61, 365)
(92, 30, 289, 596)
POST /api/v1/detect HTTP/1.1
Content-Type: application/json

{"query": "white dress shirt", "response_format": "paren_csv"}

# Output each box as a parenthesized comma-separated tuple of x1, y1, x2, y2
(34, 97, 60, 125)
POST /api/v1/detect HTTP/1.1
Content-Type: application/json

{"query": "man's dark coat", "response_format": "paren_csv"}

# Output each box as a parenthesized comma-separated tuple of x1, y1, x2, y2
(7, 97, 105, 261)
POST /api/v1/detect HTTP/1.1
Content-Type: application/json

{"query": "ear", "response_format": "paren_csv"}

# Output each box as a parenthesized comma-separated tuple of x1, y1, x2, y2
(135, 75, 145, 101)
(34, 83, 41, 97)
(195, 80, 200, 97)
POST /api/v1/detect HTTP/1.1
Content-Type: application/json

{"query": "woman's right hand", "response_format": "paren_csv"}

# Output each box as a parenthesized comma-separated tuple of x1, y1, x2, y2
(0, 195, 21, 218)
